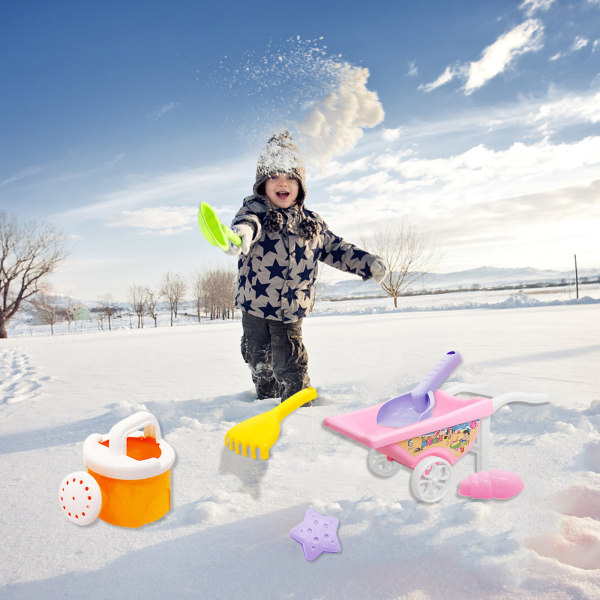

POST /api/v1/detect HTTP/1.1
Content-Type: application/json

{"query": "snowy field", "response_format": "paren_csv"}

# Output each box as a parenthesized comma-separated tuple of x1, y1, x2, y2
(1, 288, 600, 599)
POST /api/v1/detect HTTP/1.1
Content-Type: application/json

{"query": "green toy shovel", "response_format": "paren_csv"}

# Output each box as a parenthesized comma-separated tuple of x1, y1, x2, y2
(197, 202, 241, 250)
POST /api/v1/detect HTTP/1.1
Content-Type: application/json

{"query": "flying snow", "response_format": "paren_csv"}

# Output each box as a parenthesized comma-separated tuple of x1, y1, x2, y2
(217, 37, 384, 170)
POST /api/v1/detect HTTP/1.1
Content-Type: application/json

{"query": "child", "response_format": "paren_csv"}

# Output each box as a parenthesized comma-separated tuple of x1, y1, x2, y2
(226, 131, 386, 403)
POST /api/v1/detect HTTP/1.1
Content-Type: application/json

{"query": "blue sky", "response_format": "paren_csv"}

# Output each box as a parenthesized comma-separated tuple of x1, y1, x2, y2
(1, 0, 599, 301)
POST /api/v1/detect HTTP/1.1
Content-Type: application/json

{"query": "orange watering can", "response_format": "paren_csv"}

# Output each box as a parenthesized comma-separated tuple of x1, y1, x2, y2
(59, 411, 175, 528)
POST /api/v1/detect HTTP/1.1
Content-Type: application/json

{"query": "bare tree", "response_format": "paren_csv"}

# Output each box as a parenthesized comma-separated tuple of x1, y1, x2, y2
(98, 293, 117, 331)
(0, 212, 69, 338)
(160, 272, 186, 326)
(191, 271, 203, 322)
(129, 284, 146, 328)
(30, 291, 62, 335)
(197, 269, 236, 320)
(64, 296, 74, 333)
(144, 287, 160, 327)
(363, 222, 440, 308)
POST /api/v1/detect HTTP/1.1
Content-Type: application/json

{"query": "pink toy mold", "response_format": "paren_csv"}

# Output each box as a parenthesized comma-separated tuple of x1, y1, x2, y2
(458, 469, 524, 499)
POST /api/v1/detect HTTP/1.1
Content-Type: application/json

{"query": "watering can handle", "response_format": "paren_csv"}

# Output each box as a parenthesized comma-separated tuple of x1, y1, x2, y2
(411, 351, 462, 402)
(108, 411, 162, 457)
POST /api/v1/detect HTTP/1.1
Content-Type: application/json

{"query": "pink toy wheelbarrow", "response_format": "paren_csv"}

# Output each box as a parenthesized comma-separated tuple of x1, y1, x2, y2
(324, 352, 548, 503)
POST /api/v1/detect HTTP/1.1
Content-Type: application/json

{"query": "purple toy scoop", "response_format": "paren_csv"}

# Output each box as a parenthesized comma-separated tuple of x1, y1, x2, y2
(377, 351, 462, 428)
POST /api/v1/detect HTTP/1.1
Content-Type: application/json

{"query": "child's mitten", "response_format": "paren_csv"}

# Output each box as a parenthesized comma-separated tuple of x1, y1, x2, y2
(371, 259, 387, 283)
(226, 223, 254, 255)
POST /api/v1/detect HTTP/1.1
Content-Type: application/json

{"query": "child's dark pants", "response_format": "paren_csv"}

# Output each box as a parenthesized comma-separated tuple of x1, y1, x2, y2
(241, 311, 311, 401)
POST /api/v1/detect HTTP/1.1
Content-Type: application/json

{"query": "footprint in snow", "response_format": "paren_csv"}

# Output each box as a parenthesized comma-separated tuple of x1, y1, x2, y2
(0, 348, 50, 404)
(527, 484, 600, 570)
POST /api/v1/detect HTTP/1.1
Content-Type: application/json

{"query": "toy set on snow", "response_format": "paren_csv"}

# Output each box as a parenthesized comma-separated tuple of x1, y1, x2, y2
(59, 350, 547, 536)
(324, 351, 547, 503)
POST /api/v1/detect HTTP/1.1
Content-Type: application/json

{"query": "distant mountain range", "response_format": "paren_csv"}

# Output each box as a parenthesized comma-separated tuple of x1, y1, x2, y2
(319, 265, 600, 299)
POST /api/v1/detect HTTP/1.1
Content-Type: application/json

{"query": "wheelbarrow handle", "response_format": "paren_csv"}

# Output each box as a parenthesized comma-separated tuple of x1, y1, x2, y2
(492, 392, 550, 412)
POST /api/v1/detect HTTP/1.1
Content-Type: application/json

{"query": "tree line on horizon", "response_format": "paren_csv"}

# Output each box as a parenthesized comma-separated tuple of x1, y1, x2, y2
(1, 211, 438, 338)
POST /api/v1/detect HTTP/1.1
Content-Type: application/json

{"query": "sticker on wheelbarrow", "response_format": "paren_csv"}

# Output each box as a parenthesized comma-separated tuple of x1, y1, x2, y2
(399, 420, 480, 457)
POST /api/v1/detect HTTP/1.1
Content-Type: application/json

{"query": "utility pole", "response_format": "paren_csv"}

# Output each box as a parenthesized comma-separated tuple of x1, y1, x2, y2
(574, 254, 579, 299)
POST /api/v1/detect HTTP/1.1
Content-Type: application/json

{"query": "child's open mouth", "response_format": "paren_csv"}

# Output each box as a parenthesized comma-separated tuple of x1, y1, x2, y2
(276, 192, 289, 199)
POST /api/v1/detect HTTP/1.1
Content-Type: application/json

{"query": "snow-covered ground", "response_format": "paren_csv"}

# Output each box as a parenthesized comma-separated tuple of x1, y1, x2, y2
(1, 289, 600, 599)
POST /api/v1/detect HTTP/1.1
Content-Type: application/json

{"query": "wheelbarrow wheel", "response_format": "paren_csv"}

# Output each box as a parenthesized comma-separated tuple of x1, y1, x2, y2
(410, 456, 452, 503)
(367, 448, 401, 478)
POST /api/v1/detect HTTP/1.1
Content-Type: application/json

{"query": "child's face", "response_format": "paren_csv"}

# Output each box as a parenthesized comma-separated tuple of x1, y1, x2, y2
(265, 173, 299, 209)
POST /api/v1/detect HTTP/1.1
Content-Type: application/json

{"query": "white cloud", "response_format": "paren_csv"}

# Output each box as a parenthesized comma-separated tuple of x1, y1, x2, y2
(420, 20, 544, 95)
(571, 36, 589, 52)
(419, 65, 463, 93)
(407, 61, 418, 77)
(553, 35, 591, 60)
(151, 102, 180, 119)
(372, 88, 600, 159)
(381, 128, 404, 142)
(54, 158, 252, 226)
(296, 64, 384, 170)
(529, 91, 600, 132)
(0, 165, 42, 186)
(321, 136, 600, 236)
(519, 0, 556, 17)
(109, 206, 197, 235)
(464, 20, 544, 94)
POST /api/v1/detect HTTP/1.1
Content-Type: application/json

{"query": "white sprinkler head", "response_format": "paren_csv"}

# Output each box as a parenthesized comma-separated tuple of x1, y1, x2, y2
(59, 471, 102, 525)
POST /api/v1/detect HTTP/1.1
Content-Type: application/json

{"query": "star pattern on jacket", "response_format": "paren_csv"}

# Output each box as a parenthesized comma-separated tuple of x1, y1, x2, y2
(351, 248, 368, 262)
(259, 235, 279, 257)
(360, 262, 373, 279)
(232, 196, 380, 323)
(293, 243, 307, 263)
(298, 265, 311, 283)
(300, 286, 312, 301)
(283, 286, 298, 304)
(259, 301, 279, 319)
(293, 305, 308, 319)
(246, 262, 258, 285)
(266, 259, 286, 280)
(252, 280, 271, 299)
(328, 245, 346, 264)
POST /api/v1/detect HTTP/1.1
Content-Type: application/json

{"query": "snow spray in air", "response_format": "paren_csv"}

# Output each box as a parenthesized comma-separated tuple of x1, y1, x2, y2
(217, 36, 384, 171)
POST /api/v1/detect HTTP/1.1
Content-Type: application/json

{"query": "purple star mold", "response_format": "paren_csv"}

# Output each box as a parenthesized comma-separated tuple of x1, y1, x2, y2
(290, 509, 341, 561)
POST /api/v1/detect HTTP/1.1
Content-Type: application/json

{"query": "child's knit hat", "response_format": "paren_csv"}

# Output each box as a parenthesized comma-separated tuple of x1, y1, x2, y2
(253, 131, 318, 239)
(253, 131, 307, 205)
